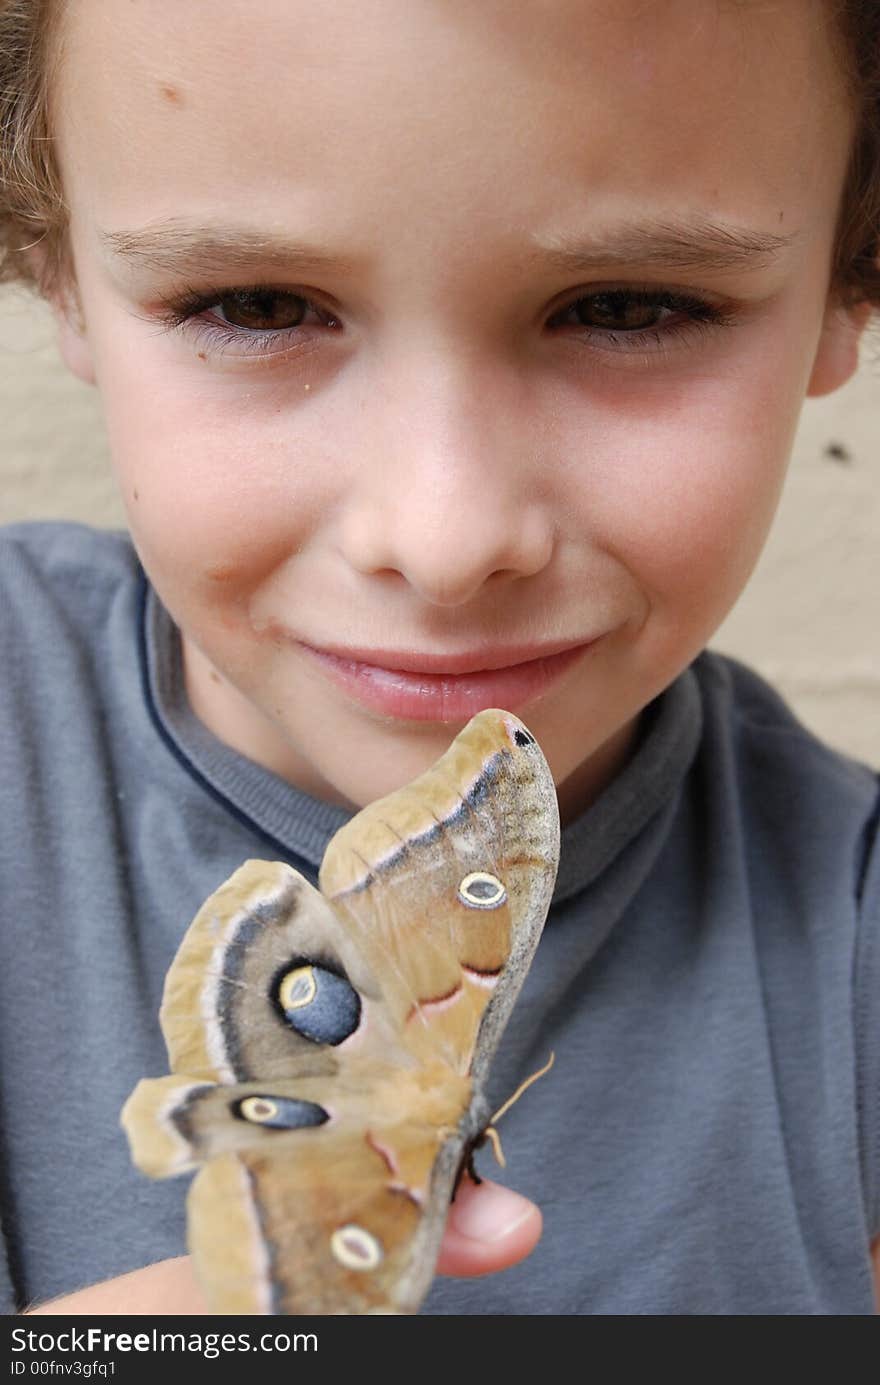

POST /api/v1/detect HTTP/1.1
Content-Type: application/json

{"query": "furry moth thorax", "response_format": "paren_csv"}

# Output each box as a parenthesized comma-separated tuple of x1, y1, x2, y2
(121, 708, 560, 1315)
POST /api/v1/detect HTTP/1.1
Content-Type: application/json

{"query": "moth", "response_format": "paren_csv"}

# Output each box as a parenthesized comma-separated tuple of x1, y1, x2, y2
(121, 707, 560, 1314)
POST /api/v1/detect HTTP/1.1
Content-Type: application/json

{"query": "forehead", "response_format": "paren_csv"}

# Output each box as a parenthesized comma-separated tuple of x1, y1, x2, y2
(54, 0, 852, 269)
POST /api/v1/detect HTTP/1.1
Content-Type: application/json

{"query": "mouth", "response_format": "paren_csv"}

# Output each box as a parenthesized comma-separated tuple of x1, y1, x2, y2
(297, 638, 596, 721)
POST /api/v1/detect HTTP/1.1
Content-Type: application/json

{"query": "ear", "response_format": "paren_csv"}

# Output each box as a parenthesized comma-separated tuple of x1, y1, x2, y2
(23, 243, 97, 387)
(47, 283, 97, 387)
(806, 297, 872, 398)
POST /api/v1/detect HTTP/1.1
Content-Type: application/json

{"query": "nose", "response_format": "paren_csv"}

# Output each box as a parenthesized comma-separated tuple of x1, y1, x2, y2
(337, 353, 556, 607)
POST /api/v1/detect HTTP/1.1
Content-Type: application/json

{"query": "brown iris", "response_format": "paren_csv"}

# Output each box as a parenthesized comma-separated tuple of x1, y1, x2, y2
(217, 290, 308, 331)
(574, 291, 666, 332)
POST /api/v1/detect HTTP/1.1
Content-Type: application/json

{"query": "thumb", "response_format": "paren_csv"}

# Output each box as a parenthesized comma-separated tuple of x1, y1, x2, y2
(436, 1176, 542, 1277)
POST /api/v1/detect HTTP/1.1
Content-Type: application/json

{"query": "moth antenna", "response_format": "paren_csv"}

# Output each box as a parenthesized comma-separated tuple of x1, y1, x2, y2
(483, 1124, 506, 1169)
(463, 1052, 554, 1182)
(490, 1051, 555, 1125)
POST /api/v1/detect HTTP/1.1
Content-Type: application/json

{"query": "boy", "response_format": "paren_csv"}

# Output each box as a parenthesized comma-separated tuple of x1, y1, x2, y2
(0, 0, 877, 1312)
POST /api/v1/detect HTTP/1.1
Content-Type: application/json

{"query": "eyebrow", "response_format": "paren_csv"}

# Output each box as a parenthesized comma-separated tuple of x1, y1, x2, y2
(99, 214, 799, 281)
(530, 217, 799, 275)
(99, 219, 361, 278)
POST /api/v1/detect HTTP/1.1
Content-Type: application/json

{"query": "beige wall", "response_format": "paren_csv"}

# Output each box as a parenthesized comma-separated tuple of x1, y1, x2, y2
(2, 284, 878, 768)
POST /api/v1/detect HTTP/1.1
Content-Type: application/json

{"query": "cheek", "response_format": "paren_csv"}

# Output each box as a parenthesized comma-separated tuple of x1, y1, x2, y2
(96, 354, 340, 602)
(566, 361, 803, 613)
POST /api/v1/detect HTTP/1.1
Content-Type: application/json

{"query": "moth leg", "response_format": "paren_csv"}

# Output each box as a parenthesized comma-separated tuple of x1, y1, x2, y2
(452, 1136, 484, 1193)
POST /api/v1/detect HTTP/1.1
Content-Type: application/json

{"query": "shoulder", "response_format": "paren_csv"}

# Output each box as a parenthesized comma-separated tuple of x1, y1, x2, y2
(0, 519, 140, 600)
(693, 648, 879, 830)
(0, 520, 142, 637)
(0, 521, 146, 725)
(689, 649, 879, 980)
(694, 653, 880, 1245)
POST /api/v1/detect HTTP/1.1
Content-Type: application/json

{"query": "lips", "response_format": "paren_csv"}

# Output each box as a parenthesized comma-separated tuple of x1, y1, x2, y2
(297, 638, 594, 721)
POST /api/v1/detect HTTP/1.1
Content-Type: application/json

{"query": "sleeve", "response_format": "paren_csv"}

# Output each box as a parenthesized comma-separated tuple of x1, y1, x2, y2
(855, 778, 880, 1242)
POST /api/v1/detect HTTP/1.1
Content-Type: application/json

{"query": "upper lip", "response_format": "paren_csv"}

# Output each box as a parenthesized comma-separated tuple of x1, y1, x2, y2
(299, 637, 592, 676)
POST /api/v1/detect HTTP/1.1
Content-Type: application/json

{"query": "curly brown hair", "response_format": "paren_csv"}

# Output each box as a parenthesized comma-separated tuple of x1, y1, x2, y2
(0, 0, 67, 298)
(2, 0, 880, 308)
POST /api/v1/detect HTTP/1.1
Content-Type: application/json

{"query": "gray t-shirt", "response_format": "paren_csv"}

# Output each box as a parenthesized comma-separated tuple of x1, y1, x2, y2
(0, 521, 877, 1314)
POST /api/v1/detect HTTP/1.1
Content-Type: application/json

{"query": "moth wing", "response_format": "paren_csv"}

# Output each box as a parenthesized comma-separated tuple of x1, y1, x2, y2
(319, 708, 559, 1080)
(121, 1075, 217, 1178)
(156, 858, 402, 1084)
(187, 1117, 466, 1315)
(122, 709, 559, 1316)
(126, 1069, 470, 1314)
(155, 710, 557, 1090)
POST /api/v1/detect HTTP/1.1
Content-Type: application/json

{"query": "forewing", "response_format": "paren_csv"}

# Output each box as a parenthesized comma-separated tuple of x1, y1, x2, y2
(319, 709, 559, 1079)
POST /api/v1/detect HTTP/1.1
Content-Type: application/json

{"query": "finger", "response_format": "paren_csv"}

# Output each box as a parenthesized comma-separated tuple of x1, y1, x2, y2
(436, 1176, 542, 1277)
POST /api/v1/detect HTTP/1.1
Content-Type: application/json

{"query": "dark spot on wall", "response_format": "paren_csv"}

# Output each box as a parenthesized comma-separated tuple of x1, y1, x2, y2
(160, 84, 183, 106)
(210, 670, 221, 685)
(133, 488, 139, 501)
(824, 440, 852, 464)
(197, 352, 207, 361)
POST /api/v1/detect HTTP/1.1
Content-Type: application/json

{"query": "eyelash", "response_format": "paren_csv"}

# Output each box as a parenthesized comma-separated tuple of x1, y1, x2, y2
(152, 287, 339, 359)
(152, 283, 736, 360)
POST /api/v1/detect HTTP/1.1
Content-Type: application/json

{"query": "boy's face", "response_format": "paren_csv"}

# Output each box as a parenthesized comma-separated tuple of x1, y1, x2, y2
(52, 0, 860, 814)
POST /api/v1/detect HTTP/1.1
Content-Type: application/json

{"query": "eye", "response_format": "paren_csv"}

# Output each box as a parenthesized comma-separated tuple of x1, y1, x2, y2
(151, 284, 341, 359)
(211, 289, 335, 333)
(557, 290, 672, 332)
(546, 286, 734, 351)
(274, 962, 362, 1045)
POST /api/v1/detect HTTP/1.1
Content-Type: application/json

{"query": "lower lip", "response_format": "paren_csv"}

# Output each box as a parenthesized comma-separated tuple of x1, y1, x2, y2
(299, 642, 593, 721)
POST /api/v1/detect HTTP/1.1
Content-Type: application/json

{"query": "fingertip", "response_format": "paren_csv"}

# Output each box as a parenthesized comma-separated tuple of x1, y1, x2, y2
(437, 1178, 542, 1277)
